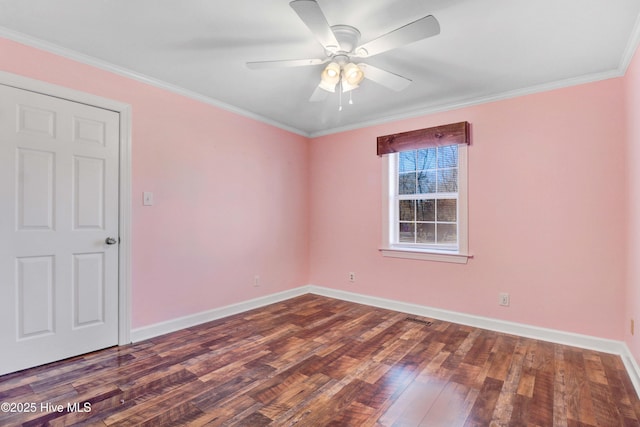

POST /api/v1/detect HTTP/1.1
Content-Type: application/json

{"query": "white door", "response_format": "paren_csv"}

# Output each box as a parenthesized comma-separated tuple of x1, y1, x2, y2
(0, 84, 120, 375)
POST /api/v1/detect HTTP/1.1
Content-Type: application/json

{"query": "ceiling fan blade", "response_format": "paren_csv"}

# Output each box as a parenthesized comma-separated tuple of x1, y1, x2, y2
(309, 84, 330, 102)
(290, 0, 340, 52)
(358, 63, 412, 91)
(356, 15, 440, 57)
(246, 58, 326, 69)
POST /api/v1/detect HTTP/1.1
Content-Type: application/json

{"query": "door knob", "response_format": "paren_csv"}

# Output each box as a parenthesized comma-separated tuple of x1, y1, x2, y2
(105, 237, 118, 245)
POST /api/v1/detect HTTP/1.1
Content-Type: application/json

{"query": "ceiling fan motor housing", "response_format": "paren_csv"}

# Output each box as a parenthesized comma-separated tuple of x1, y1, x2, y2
(329, 25, 361, 55)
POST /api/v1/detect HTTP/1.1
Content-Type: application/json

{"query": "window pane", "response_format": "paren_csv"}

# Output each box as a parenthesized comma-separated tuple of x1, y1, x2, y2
(391, 145, 463, 251)
(417, 148, 436, 170)
(437, 169, 458, 193)
(416, 199, 435, 221)
(437, 145, 458, 168)
(417, 223, 435, 243)
(437, 224, 457, 243)
(399, 172, 416, 194)
(436, 199, 457, 222)
(399, 151, 416, 172)
(417, 171, 436, 194)
(399, 223, 415, 243)
(399, 200, 415, 221)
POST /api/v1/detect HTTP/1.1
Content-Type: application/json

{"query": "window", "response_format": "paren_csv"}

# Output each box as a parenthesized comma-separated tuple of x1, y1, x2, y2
(379, 122, 470, 263)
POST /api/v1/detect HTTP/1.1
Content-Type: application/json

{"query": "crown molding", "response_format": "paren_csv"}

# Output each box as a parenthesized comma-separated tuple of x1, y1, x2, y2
(1, 23, 636, 140)
(0, 27, 310, 138)
(618, 10, 640, 73)
(308, 68, 623, 138)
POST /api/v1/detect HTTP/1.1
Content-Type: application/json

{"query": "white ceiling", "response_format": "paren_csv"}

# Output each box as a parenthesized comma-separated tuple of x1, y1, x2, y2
(0, 0, 639, 136)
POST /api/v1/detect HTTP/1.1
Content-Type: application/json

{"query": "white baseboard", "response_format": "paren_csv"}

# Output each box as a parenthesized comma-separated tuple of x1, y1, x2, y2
(306, 285, 625, 354)
(130, 287, 309, 342)
(621, 344, 640, 398)
(129, 284, 640, 398)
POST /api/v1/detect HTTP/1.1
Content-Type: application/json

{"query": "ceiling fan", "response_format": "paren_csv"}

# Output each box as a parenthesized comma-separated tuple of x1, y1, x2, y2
(246, 0, 440, 102)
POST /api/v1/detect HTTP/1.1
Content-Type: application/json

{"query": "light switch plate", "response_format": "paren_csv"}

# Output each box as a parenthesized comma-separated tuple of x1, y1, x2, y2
(143, 191, 153, 206)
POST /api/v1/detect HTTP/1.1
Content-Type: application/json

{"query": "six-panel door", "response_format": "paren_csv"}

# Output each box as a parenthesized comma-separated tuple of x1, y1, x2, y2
(0, 84, 120, 375)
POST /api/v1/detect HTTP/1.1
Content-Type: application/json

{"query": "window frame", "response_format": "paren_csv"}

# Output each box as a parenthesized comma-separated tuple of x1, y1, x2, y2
(381, 143, 470, 264)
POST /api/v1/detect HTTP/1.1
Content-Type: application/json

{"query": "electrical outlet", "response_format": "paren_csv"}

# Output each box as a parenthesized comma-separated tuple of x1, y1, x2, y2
(499, 292, 510, 307)
(254, 275, 260, 288)
(348, 272, 356, 282)
(632, 319, 635, 336)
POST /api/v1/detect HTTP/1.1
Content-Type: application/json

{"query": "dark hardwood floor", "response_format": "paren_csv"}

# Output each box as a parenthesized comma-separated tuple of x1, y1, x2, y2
(1, 294, 639, 426)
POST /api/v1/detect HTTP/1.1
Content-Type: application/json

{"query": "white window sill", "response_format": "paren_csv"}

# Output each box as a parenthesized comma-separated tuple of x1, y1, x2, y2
(379, 247, 472, 264)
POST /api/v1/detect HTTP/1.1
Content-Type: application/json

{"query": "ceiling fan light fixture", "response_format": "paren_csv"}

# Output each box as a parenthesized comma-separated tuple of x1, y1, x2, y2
(322, 62, 340, 80)
(343, 62, 364, 86)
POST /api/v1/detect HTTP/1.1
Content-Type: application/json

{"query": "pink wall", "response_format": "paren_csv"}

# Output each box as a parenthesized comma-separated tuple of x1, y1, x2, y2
(0, 38, 310, 328)
(625, 46, 640, 359)
(309, 79, 628, 340)
(0, 36, 635, 345)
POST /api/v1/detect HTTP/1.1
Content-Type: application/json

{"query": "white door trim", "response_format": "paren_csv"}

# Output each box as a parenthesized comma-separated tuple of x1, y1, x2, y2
(0, 71, 132, 345)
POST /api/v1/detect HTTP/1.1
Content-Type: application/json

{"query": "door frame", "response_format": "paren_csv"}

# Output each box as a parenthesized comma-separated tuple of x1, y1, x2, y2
(0, 70, 132, 345)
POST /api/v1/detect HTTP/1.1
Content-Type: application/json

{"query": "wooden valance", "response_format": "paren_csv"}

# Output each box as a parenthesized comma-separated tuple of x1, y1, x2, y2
(377, 121, 470, 156)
